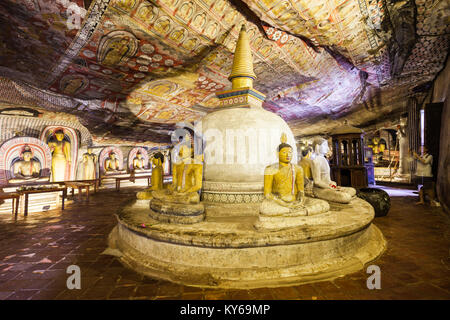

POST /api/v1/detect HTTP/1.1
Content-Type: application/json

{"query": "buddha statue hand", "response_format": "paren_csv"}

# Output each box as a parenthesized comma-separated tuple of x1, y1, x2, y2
(328, 182, 338, 189)
(296, 191, 306, 206)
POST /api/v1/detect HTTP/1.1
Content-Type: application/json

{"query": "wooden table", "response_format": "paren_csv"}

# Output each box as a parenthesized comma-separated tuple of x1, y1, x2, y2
(17, 187, 67, 216)
(0, 192, 20, 216)
(65, 182, 94, 202)
(115, 175, 152, 191)
(74, 179, 100, 193)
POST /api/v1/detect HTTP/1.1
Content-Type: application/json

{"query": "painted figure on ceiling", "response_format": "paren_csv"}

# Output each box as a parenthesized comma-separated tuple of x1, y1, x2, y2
(178, 2, 194, 20)
(137, 4, 157, 21)
(154, 17, 171, 35)
(101, 37, 132, 66)
(192, 13, 206, 30)
(61, 77, 85, 95)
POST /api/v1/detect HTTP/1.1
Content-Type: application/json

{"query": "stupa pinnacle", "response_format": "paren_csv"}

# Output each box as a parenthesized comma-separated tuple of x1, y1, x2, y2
(215, 24, 265, 108)
(229, 25, 257, 89)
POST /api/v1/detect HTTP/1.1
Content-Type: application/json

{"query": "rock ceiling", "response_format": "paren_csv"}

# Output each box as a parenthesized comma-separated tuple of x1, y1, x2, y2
(0, 0, 448, 144)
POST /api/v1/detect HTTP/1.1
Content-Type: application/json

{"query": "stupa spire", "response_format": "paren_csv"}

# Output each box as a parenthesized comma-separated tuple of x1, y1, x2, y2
(228, 25, 256, 89)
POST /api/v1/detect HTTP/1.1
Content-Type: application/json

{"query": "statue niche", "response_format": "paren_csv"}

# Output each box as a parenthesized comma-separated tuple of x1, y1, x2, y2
(105, 152, 120, 172)
(132, 151, 146, 171)
(81, 148, 97, 180)
(8, 145, 49, 183)
(48, 129, 71, 182)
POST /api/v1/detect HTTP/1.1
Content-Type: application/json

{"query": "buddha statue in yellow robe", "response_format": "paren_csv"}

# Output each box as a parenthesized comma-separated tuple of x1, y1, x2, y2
(152, 145, 203, 204)
(259, 134, 307, 215)
(132, 151, 146, 171)
(48, 130, 71, 182)
(299, 147, 314, 195)
(255, 135, 330, 230)
(136, 152, 164, 200)
(105, 152, 120, 172)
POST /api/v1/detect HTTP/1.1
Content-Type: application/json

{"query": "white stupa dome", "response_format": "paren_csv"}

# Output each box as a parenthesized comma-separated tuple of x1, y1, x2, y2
(196, 107, 297, 196)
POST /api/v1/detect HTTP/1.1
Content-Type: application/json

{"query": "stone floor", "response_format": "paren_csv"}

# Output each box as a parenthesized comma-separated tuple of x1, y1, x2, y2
(0, 186, 449, 300)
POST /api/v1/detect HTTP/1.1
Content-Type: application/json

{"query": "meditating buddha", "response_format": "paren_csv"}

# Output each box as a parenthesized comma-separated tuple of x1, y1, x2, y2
(311, 137, 356, 203)
(260, 133, 306, 215)
(9, 146, 48, 183)
(299, 147, 314, 195)
(132, 151, 146, 171)
(256, 134, 330, 229)
(152, 145, 203, 204)
(136, 152, 164, 200)
(48, 130, 71, 182)
(105, 152, 120, 172)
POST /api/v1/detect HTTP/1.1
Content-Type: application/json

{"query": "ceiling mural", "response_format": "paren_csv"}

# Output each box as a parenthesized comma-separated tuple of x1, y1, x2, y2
(0, 0, 448, 143)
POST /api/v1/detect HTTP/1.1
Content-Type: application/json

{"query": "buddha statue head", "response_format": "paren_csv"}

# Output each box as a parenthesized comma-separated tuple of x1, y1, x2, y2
(312, 137, 329, 156)
(22, 146, 33, 162)
(302, 147, 312, 158)
(87, 147, 93, 154)
(110, 152, 116, 160)
(179, 145, 192, 161)
(136, 152, 142, 160)
(54, 129, 65, 142)
(152, 152, 164, 166)
(278, 133, 292, 164)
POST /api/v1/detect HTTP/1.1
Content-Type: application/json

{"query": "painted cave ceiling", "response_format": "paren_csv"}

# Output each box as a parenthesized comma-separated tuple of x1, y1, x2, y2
(0, 0, 448, 144)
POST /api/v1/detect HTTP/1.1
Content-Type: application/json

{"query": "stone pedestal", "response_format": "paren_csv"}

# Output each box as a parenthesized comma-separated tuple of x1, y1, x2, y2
(109, 198, 386, 289)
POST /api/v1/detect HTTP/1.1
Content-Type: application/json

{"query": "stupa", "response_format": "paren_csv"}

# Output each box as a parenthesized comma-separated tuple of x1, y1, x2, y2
(108, 25, 386, 289)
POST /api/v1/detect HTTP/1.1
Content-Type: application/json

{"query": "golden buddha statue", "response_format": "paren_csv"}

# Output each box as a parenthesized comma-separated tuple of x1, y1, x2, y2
(48, 130, 71, 182)
(299, 146, 314, 195)
(9, 146, 48, 183)
(260, 134, 306, 215)
(256, 134, 330, 228)
(82, 148, 96, 180)
(104, 152, 120, 172)
(132, 151, 146, 171)
(152, 145, 203, 204)
(136, 152, 164, 200)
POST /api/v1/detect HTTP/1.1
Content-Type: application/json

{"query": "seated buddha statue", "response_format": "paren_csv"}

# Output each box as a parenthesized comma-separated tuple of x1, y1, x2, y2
(136, 152, 165, 200)
(259, 134, 329, 217)
(9, 146, 49, 183)
(311, 138, 356, 203)
(299, 147, 314, 196)
(104, 152, 121, 173)
(132, 152, 146, 172)
(152, 145, 203, 204)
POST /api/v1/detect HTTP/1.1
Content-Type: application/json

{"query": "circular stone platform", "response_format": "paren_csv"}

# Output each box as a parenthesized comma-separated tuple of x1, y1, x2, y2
(108, 198, 386, 289)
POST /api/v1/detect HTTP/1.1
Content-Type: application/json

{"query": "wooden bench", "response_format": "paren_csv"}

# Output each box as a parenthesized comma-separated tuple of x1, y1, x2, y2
(17, 187, 67, 216)
(65, 182, 95, 202)
(0, 192, 20, 216)
(115, 175, 152, 191)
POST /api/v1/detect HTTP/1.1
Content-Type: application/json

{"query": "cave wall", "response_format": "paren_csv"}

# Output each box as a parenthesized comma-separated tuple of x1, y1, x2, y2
(432, 56, 450, 214)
